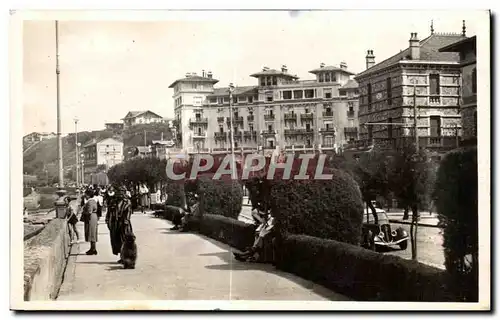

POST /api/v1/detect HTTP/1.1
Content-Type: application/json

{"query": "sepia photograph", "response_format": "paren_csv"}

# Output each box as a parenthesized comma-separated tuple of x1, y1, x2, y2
(10, 8, 490, 310)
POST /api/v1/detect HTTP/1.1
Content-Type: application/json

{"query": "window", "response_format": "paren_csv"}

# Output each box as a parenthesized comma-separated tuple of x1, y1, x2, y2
(233, 96, 237, 104)
(268, 125, 273, 132)
(272, 77, 277, 86)
(332, 73, 337, 82)
(325, 73, 331, 82)
(367, 83, 372, 110)
(430, 74, 440, 95)
(472, 68, 477, 94)
(269, 109, 274, 116)
(305, 108, 309, 113)
(238, 96, 246, 102)
(198, 128, 202, 135)
(223, 97, 229, 102)
(305, 89, 314, 98)
(191, 83, 198, 89)
(235, 142, 238, 148)
(249, 124, 254, 132)
(266, 77, 272, 86)
(325, 123, 331, 130)
(340, 90, 346, 96)
(324, 89, 332, 99)
(260, 77, 265, 86)
(283, 91, 292, 100)
(248, 96, 253, 103)
(266, 95, 273, 102)
(386, 77, 392, 105)
(368, 125, 373, 141)
(348, 102, 354, 112)
(268, 140, 274, 148)
(219, 126, 224, 133)
(209, 97, 217, 103)
(195, 113, 201, 119)
(218, 97, 223, 104)
(306, 123, 311, 131)
(293, 90, 303, 99)
(430, 116, 441, 137)
(387, 117, 393, 139)
(234, 111, 239, 118)
(319, 74, 324, 83)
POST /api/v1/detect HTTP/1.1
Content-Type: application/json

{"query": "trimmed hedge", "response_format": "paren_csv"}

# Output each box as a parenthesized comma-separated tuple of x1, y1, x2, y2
(197, 175, 243, 219)
(164, 182, 186, 208)
(197, 214, 255, 251)
(433, 146, 478, 302)
(276, 234, 456, 301)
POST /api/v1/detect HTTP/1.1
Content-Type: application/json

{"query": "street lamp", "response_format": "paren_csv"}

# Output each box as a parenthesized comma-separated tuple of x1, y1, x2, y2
(228, 83, 236, 178)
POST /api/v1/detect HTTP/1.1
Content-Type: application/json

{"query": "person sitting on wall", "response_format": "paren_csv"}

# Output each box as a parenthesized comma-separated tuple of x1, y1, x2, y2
(233, 211, 276, 263)
(179, 193, 200, 232)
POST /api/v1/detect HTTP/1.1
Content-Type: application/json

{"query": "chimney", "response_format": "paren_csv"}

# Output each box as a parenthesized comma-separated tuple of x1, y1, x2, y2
(340, 61, 347, 70)
(281, 65, 288, 73)
(409, 32, 420, 60)
(365, 50, 375, 69)
(207, 71, 213, 79)
(263, 66, 269, 71)
(320, 63, 325, 68)
(185, 72, 191, 78)
(202, 69, 205, 77)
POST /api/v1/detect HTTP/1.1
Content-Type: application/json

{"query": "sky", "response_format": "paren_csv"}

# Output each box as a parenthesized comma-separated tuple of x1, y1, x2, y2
(22, 10, 486, 135)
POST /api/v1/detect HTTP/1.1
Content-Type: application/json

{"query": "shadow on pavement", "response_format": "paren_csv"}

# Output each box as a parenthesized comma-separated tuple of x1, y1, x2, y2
(76, 261, 118, 265)
(107, 265, 127, 271)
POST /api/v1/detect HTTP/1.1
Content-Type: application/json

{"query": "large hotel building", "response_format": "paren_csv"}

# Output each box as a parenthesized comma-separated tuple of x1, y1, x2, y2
(169, 63, 359, 156)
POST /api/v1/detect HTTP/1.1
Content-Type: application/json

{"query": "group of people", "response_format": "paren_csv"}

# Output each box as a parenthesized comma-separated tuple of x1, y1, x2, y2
(65, 184, 135, 263)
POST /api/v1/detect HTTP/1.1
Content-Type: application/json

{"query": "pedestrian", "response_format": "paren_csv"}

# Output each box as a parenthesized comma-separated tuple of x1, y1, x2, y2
(80, 188, 99, 255)
(105, 185, 123, 260)
(94, 189, 104, 220)
(65, 197, 80, 243)
(139, 183, 149, 214)
(115, 186, 134, 263)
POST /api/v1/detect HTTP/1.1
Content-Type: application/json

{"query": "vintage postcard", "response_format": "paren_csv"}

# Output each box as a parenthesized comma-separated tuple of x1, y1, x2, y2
(11, 9, 491, 311)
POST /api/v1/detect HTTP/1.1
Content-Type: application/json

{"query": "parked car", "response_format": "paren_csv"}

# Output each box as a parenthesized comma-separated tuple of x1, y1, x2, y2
(361, 203, 409, 251)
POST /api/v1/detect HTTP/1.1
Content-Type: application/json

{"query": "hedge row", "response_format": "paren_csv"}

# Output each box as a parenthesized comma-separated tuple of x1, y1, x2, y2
(197, 175, 243, 219)
(275, 234, 455, 301)
(197, 214, 255, 251)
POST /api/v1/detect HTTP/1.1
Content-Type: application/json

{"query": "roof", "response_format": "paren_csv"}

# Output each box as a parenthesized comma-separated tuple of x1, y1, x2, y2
(250, 69, 299, 79)
(135, 146, 151, 153)
(356, 33, 466, 79)
(339, 79, 359, 90)
(121, 110, 163, 120)
(438, 36, 476, 53)
(83, 137, 123, 148)
(207, 86, 258, 97)
(309, 65, 355, 75)
(168, 75, 219, 88)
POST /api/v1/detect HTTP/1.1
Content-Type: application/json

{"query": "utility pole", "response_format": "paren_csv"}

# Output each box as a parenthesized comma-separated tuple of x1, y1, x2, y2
(81, 156, 85, 185)
(228, 83, 236, 178)
(74, 118, 79, 186)
(411, 81, 419, 261)
(55, 20, 64, 188)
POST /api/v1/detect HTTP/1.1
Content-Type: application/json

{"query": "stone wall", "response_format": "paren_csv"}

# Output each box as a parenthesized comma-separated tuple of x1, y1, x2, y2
(23, 218, 71, 301)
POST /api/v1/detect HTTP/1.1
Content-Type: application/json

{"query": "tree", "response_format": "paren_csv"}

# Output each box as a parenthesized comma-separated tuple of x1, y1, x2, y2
(389, 141, 432, 260)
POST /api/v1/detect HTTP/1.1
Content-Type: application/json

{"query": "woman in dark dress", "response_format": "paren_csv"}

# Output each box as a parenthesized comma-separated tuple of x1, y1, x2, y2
(81, 188, 99, 255)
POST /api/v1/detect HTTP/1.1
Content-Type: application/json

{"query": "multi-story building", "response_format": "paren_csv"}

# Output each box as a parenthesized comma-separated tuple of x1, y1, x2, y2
(82, 137, 124, 183)
(121, 110, 166, 128)
(439, 35, 477, 144)
(169, 64, 359, 156)
(350, 26, 467, 155)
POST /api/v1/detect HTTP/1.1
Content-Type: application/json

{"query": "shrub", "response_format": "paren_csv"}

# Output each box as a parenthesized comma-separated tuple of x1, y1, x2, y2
(198, 214, 255, 251)
(276, 234, 456, 301)
(164, 182, 186, 208)
(433, 146, 478, 302)
(197, 174, 243, 219)
(268, 166, 364, 245)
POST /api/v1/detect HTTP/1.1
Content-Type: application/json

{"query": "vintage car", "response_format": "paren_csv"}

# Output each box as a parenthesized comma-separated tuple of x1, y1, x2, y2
(361, 204, 409, 251)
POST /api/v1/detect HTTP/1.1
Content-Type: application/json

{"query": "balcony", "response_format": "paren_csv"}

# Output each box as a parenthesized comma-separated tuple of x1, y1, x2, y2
(244, 131, 258, 138)
(261, 129, 276, 136)
(347, 110, 355, 118)
(322, 111, 334, 117)
(284, 128, 314, 136)
(344, 127, 358, 134)
(189, 117, 208, 126)
(264, 114, 275, 121)
(300, 113, 314, 121)
(226, 116, 244, 125)
(429, 95, 441, 105)
(214, 132, 227, 140)
(320, 127, 336, 134)
(284, 113, 297, 121)
(247, 115, 255, 122)
(192, 132, 207, 139)
(217, 117, 225, 123)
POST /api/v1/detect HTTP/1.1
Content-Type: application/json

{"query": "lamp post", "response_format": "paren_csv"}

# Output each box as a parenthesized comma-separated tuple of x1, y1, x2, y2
(228, 83, 236, 178)
(55, 20, 64, 189)
(74, 118, 79, 185)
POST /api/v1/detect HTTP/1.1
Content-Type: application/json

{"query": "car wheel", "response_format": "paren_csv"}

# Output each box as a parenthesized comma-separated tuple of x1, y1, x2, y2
(399, 240, 408, 250)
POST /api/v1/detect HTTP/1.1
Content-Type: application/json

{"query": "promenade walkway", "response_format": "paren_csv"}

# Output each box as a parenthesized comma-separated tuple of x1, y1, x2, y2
(57, 212, 348, 301)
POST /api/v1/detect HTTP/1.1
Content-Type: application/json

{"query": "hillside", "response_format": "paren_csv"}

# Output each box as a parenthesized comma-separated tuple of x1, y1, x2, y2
(23, 123, 175, 185)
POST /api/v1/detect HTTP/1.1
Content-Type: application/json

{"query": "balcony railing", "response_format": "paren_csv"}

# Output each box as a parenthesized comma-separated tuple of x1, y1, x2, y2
(284, 113, 297, 121)
(189, 117, 208, 125)
(214, 132, 227, 140)
(192, 132, 207, 139)
(429, 96, 440, 105)
(284, 128, 314, 136)
(344, 127, 358, 134)
(261, 129, 276, 135)
(320, 127, 336, 133)
(227, 116, 244, 124)
(300, 113, 314, 121)
(344, 136, 459, 152)
(264, 114, 275, 121)
(347, 110, 355, 118)
(322, 111, 334, 117)
(247, 115, 255, 122)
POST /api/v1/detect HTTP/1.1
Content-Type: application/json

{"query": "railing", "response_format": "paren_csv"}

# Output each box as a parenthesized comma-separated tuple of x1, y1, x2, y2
(347, 110, 355, 118)
(261, 130, 276, 135)
(214, 132, 227, 140)
(344, 127, 358, 134)
(300, 113, 314, 121)
(264, 114, 275, 121)
(284, 128, 314, 135)
(244, 131, 257, 138)
(227, 116, 244, 124)
(320, 127, 336, 133)
(429, 96, 440, 105)
(189, 118, 208, 125)
(217, 117, 225, 123)
(247, 115, 254, 122)
(284, 113, 297, 121)
(323, 111, 334, 117)
(192, 132, 207, 138)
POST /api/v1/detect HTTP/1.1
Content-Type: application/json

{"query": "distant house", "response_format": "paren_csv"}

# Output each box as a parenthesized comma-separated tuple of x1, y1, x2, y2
(121, 111, 166, 127)
(82, 137, 124, 184)
(23, 132, 56, 143)
(105, 122, 125, 132)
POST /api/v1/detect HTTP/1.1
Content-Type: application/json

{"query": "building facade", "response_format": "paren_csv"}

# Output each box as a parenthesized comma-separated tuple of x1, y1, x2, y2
(82, 137, 124, 183)
(169, 65, 359, 156)
(351, 29, 467, 154)
(439, 35, 477, 143)
(121, 111, 166, 127)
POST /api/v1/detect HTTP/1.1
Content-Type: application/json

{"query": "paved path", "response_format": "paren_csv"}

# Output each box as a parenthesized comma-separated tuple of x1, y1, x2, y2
(57, 211, 348, 301)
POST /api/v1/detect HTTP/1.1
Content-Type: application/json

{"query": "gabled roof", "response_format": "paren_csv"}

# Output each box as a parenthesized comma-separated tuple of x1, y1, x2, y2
(250, 69, 299, 79)
(207, 86, 258, 97)
(438, 36, 476, 53)
(339, 79, 359, 90)
(121, 110, 163, 120)
(309, 65, 355, 75)
(356, 33, 466, 79)
(168, 75, 219, 88)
